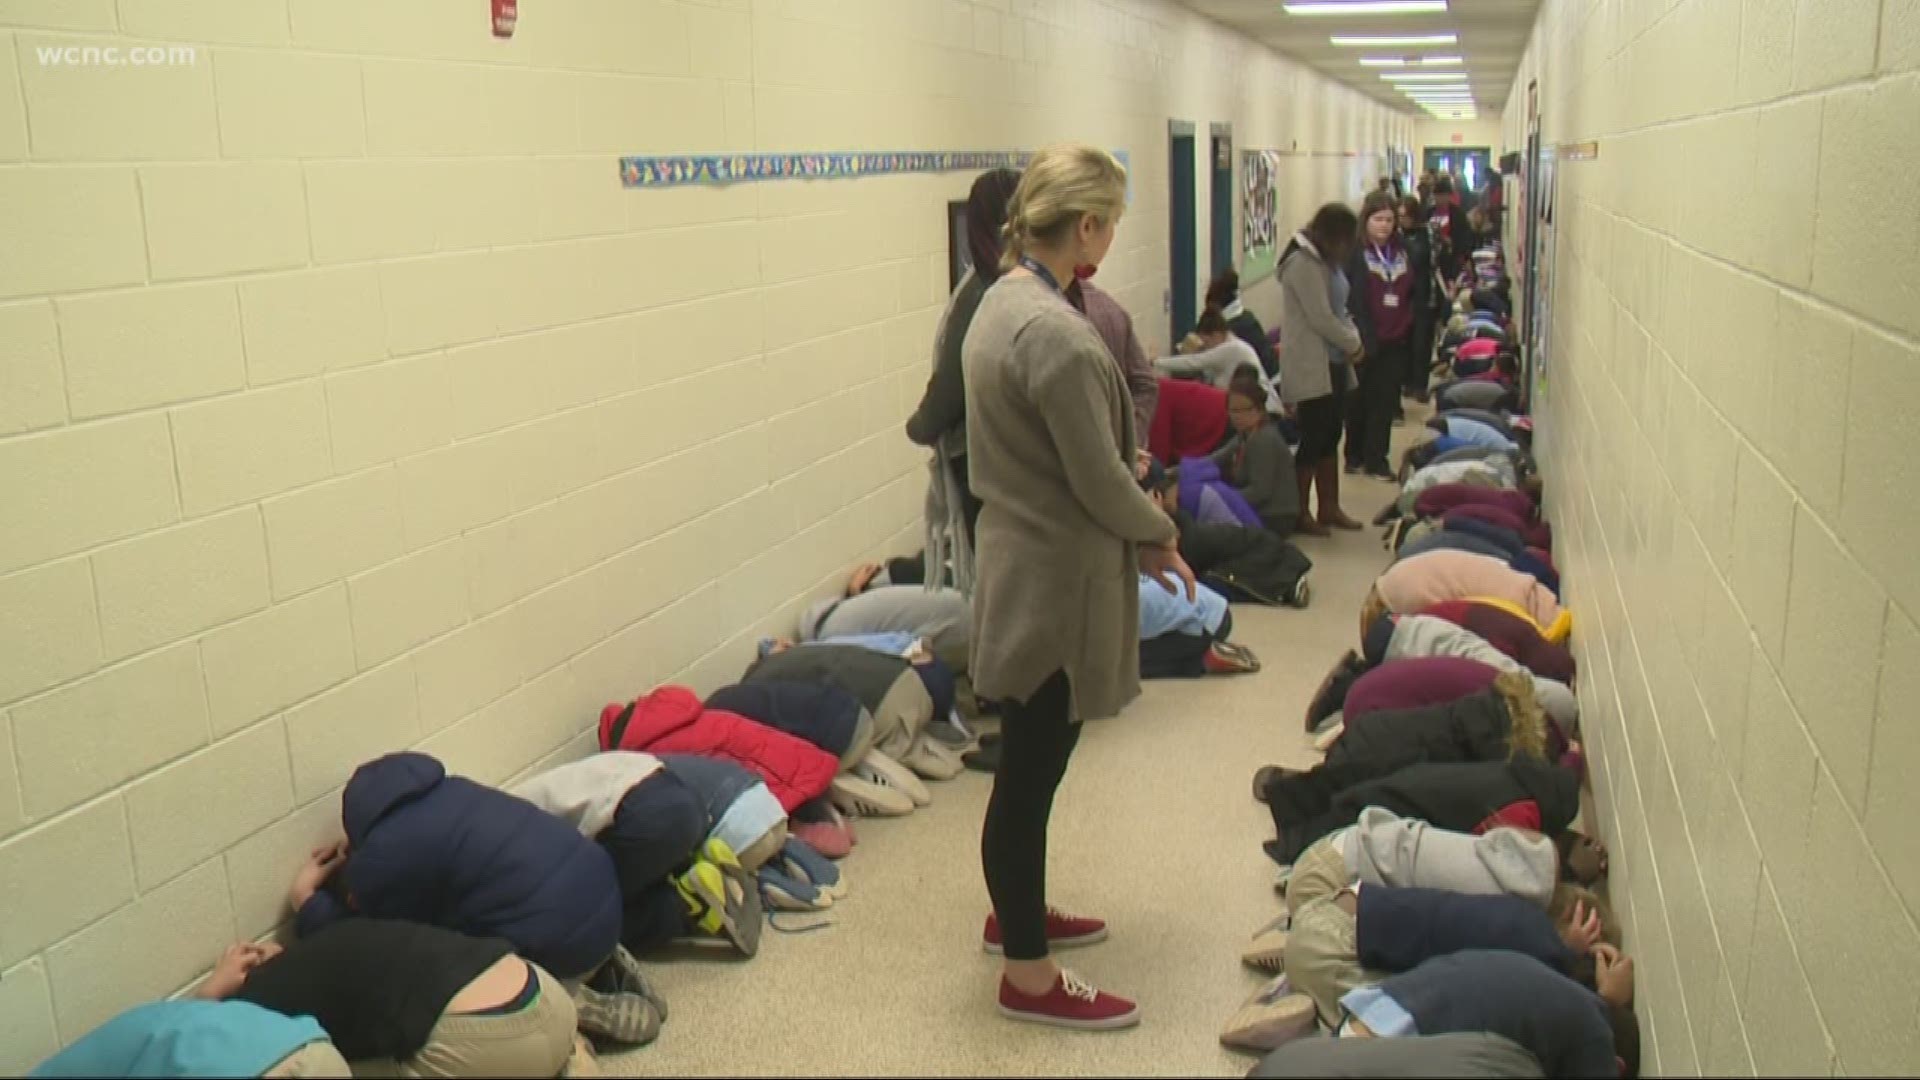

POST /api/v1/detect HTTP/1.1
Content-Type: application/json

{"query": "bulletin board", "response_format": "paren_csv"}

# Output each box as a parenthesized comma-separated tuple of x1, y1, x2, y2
(1240, 150, 1282, 283)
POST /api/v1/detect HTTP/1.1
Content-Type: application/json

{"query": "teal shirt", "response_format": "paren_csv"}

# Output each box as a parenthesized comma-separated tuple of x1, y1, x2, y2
(31, 1000, 328, 1079)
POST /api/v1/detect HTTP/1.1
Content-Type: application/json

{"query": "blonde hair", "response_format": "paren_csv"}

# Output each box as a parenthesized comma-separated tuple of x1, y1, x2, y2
(1000, 144, 1128, 270)
(1493, 670, 1548, 762)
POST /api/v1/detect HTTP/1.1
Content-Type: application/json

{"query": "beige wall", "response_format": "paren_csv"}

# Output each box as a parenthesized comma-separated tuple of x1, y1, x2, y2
(0, 0, 1410, 1064)
(1502, 0, 1919, 1074)
(1414, 117, 1504, 162)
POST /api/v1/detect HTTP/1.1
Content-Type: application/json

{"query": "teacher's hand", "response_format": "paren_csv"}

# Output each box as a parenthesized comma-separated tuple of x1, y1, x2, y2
(1139, 541, 1197, 602)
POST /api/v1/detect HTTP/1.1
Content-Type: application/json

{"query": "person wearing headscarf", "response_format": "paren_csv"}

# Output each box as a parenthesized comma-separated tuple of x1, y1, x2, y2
(906, 168, 1022, 593)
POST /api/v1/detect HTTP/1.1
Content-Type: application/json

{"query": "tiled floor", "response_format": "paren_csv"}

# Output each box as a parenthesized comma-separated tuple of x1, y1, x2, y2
(603, 445, 1415, 1076)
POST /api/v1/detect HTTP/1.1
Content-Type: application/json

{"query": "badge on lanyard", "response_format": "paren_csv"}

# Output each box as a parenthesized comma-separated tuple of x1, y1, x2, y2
(1383, 293, 1400, 308)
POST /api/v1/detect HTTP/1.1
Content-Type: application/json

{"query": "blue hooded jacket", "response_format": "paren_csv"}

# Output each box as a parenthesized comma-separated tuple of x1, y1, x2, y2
(298, 752, 621, 979)
(705, 680, 864, 759)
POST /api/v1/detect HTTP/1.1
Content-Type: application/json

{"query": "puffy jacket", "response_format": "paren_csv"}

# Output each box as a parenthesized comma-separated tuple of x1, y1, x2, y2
(1173, 508, 1313, 605)
(1374, 615, 1577, 728)
(599, 685, 837, 811)
(1176, 455, 1265, 530)
(1147, 377, 1229, 464)
(1324, 686, 1538, 780)
(298, 752, 621, 979)
(1414, 484, 1535, 524)
(704, 681, 865, 760)
(1344, 657, 1504, 722)
(742, 645, 910, 719)
(1375, 549, 1564, 634)
(1421, 600, 1577, 684)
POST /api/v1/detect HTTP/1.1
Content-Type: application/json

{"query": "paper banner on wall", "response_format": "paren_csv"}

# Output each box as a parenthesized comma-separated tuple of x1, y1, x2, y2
(618, 148, 1131, 190)
(1240, 149, 1282, 283)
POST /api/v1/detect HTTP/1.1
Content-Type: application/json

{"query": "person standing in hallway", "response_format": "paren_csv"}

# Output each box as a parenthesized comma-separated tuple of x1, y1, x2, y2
(1398, 197, 1439, 406)
(1277, 203, 1366, 535)
(1345, 192, 1417, 480)
(962, 143, 1196, 1030)
(1069, 273, 1159, 453)
(906, 168, 1022, 585)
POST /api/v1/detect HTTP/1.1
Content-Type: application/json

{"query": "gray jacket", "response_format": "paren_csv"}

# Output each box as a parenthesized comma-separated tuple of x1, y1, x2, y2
(1276, 234, 1363, 404)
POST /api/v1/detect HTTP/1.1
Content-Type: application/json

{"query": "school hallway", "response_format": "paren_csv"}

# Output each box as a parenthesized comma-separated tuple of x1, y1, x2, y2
(601, 465, 1414, 1078)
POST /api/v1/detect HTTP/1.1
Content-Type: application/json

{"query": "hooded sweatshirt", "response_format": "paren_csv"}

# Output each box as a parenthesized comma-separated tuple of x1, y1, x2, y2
(29, 1001, 329, 1080)
(512, 751, 664, 839)
(1334, 807, 1557, 906)
(1359, 951, 1619, 1080)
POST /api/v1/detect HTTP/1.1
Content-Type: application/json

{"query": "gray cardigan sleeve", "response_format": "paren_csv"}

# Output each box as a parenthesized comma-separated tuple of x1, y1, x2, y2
(1284, 255, 1363, 358)
(1026, 315, 1178, 547)
(1237, 427, 1293, 515)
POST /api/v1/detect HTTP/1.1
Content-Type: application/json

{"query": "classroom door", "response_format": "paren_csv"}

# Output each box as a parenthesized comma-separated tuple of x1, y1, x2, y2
(1209, 124, 1234, 281)
(1168, 121, 1197, 346)
(1423, 146, 1492, 194)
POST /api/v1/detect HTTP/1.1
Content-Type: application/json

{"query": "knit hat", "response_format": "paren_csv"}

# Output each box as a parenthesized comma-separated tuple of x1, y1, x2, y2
(712, 780, 785, 863)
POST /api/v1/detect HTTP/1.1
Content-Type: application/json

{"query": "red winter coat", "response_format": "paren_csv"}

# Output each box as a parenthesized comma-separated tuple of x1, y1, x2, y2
(598, 685, 836, 812)
(1149, 377, 1228, 464)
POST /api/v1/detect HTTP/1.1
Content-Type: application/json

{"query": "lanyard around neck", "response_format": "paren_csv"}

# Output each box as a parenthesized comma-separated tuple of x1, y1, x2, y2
(1018, 256, 1063, 293)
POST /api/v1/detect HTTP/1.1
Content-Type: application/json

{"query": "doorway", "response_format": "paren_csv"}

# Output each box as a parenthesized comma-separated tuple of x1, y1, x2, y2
(1423, 146, 1492, 198)
(1209, 123, 1234, 283)
(1168, 120, 1197, 347)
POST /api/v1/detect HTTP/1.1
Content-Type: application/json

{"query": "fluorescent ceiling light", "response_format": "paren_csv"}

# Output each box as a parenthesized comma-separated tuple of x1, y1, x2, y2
(1402, 87, 1474, 95)
(1409, 95, 1476, 102)
(1360, 55, 1463, 66)
(1285, 1, 1448, 14)
(1383, 72, 1469, 81)
(1330, 33, 1457, 45)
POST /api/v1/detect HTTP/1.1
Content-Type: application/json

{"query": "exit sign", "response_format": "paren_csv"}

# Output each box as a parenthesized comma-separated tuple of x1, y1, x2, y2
(1451, 133, 1465, 143)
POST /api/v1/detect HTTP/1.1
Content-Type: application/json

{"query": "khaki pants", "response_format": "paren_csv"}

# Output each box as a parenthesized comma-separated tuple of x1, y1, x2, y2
(735, 819, 787, 871)
(1285, 834, 1355, 913)
(352, 965, 577, 1079)
(870, 671, 932, 760)
(262, 1041, 352, 1078)
(1286, 893, 1387, 1027)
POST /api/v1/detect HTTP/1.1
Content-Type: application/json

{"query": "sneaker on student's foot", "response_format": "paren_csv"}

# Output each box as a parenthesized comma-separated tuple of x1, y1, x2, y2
(757, 863, 833, 911)
(674, 840, 762, 957)
(1203, 641, 1261, 675)
(900, 736, 965, 781)
(983, 906, 1108, 955)
(1241, 918, 1290, 973)
(830, 773, 915, 817)
(855, 749, 932, 806)
(1289, 574, 1312, 609)
(1219, 973, 1316, 1051)
(604, 944, 667, 1022)
(790, 816, 854, 859)
(777, 836, 847, 899)
(998, 969, 1140, 1030)
(572, 983, 662, 1047)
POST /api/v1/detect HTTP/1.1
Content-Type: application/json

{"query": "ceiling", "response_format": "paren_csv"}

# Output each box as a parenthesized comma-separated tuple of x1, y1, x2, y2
(1174, 0, 1540, 115)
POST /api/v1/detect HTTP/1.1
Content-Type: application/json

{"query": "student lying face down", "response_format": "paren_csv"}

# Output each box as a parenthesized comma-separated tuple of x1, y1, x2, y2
(1302, 616, 1576, 742)
(29, 998, 345, 1079)
(798, 561, 972, 672)
(1318, 675, 1552, 782)
(212, 920, 586, 1077)
(1337, 948, 1638, 1080)
(513, 751, 764, 959)
(1142, 457, 1314, 608)
(301, 752, 650, 1045)
(1255, 758, 1605, 881)
(1246, 1030, 1545, 1079)
(1364, 549, 1568, 645)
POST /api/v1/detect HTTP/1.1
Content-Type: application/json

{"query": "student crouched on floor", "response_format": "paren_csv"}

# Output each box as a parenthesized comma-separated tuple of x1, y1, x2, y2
(1141, 458, 1312, 608)
(30, 998, 350, 1079)
(796, 561, 972, 674)
(1206, 368, 1302, 537)
(299, 752, 656, 1046)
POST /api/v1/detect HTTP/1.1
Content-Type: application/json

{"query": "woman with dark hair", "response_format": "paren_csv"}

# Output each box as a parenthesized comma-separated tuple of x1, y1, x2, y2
(1205, 268, 1280, 382)
(1398, 196, 1439, 406)
(906, 168, 1022, 589)
(1344, 191, 1416, 480)
(1276, 203, 1365, 536)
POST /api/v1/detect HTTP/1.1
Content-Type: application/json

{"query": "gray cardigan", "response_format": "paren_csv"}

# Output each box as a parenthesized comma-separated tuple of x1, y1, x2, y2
(1210, 422, 1299, 531)
(1276, 236, 1363, 403)
(963, 273, 1177, 722)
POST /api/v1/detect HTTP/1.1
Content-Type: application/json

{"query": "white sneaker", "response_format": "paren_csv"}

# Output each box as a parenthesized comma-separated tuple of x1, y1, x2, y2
(856, 749, 932, 807)
(901, 736, 965, 781)
(830, 774, 914, 817)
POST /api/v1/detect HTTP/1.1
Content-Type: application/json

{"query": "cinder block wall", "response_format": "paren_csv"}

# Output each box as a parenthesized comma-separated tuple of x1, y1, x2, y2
(1502, 0, 1920, 1074)
(0, 0, 1412, 1065)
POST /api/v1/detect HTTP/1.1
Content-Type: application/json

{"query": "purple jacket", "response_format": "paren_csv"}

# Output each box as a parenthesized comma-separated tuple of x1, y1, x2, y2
(1178, 456, 1264, 529)
(1345, 657, 1506, 722)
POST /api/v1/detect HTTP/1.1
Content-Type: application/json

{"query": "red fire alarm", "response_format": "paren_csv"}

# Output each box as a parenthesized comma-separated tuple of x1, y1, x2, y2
(492, 0, 516, 37)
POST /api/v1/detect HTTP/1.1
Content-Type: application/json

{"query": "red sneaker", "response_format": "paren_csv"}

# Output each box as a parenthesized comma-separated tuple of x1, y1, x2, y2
(998, 969, 1140, 1029)
(983, 907, 1109, 955)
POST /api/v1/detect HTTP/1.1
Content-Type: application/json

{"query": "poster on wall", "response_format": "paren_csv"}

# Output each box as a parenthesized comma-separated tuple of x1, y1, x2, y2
(1240, 149, 1281, 283)
(1527, 147, 1557, 407)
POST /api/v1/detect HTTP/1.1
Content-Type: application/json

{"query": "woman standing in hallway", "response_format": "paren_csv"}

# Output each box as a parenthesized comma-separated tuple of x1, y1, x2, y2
(962, 144, 1195, 1030)
(906, 168, 1023, 580)
(1399, 196, 1439, 406)
(1344, 191, 1417, 480)
(1276, 203, 1366, 535)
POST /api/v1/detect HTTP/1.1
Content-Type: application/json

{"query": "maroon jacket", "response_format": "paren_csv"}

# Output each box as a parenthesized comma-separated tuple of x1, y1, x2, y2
(1419, 600, 1577, 684)
(1344, 656, 1506, 722)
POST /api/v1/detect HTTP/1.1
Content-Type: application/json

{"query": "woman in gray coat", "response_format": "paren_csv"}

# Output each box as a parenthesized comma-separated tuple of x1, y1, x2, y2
(1276, 204, 1366, 534)
(962, 144, 1195, 1031)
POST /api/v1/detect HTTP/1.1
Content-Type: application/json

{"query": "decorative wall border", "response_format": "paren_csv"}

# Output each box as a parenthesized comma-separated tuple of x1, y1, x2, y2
(618, 148, 1130, 188)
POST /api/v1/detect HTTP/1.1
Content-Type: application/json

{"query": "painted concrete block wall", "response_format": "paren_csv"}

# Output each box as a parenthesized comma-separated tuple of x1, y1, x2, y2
(0, 0, 1409, 1065)
(1503, 0, 1918, 1074)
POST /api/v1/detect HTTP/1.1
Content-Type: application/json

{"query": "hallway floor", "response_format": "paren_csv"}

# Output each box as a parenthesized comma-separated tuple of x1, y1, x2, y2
(604, 466, 1410, 1077)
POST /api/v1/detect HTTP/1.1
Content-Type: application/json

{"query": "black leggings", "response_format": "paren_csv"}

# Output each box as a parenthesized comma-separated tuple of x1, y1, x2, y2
(1293, 393, 1343, 467)
(1346, 338, 1409, 472)
(981, 669, 1081, 961)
